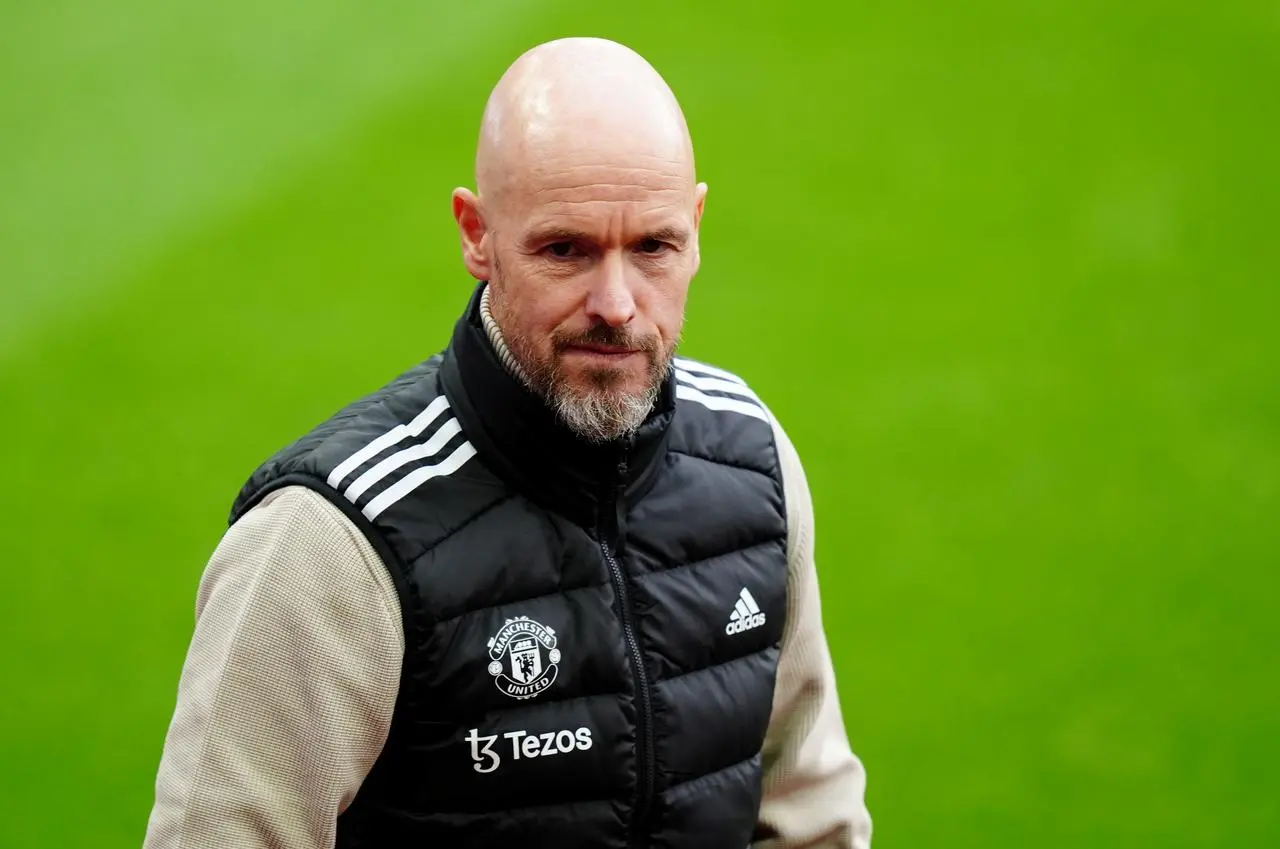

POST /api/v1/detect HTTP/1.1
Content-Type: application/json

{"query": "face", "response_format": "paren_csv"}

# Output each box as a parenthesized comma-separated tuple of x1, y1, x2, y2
(454, 146, 707, 443)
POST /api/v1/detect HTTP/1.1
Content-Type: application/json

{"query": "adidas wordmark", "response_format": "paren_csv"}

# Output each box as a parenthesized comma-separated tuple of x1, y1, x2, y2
(725, 587, 766, 635)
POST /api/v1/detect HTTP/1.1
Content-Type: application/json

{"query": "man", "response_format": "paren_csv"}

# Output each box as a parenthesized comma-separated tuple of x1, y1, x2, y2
(143, 37, 872, 849)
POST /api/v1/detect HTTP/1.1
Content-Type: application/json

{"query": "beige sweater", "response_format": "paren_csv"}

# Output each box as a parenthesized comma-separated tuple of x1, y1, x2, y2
(142, 323, 873, 849)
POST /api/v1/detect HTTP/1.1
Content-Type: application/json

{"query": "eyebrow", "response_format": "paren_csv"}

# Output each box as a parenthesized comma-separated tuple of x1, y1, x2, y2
(522, 226, 592, 249)
(522, 224, 691, 250)
(643, 225, 691, 249)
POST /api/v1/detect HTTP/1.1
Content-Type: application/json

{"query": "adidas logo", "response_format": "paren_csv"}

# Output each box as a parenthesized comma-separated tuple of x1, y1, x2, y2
(725, 587, 767, 635)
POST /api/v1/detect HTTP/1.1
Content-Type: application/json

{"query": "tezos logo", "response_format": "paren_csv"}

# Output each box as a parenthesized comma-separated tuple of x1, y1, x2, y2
(466, 726, 593, 774)
(487, 616, 560, 700)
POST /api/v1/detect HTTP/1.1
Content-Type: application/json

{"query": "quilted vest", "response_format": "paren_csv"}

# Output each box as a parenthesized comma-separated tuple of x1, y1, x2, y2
(230, 284, 790, 849)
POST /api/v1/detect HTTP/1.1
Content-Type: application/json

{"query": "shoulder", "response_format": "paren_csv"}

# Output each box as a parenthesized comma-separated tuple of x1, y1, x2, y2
(209, 485, 397, 625)
(222, 486, 383, 571)
(317, 380, 475, 525)
(670, 354, 791, 478)
(671, 355, 770, 424)
(232, 356, 458, 523)
(670, 354, 812, 532)
(299, 355, 453, 493)
(672, 353, 805, 455)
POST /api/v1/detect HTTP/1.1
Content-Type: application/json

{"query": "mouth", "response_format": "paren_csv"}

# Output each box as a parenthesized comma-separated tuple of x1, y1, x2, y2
(563, 344, 643, 362)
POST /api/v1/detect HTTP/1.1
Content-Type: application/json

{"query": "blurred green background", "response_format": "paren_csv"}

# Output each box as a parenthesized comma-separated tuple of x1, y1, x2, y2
(2, 0, 1277, 846)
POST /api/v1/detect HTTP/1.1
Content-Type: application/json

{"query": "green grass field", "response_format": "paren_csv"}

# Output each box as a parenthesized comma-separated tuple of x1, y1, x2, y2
(2, 1, 1277, 846)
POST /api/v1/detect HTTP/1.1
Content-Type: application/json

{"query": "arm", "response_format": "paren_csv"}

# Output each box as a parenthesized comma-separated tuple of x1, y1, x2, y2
(142, 486, 404, 849)
(757, 416, 873, 848)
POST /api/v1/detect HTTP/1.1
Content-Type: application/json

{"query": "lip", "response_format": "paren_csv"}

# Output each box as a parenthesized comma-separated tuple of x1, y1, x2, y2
(565, 344, 641, 360)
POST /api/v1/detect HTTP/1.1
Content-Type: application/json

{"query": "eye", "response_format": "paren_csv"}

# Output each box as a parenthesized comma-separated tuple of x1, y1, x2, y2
(546, 241, 579, 258)
(637, 238, 668, 254)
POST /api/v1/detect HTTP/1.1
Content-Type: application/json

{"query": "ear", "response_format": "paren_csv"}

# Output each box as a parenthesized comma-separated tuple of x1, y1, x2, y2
(452, 187, 493, 281)
(691, 182, 708, 274)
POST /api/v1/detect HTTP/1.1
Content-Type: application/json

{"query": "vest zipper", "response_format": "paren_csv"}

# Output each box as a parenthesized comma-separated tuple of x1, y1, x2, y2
(599, 443, 654, 848)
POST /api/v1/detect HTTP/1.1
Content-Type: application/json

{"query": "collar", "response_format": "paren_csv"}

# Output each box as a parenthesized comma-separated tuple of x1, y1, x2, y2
(439, 283, 677, 530)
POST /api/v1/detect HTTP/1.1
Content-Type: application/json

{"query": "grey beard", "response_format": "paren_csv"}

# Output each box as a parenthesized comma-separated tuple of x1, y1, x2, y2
(545, 368, 664, 444)
(517, 335, 671, 444)
(482, 281, 671, 443)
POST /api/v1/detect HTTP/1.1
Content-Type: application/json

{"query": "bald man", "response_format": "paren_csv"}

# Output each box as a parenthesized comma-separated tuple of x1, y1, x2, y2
(143, 38, 872, 849)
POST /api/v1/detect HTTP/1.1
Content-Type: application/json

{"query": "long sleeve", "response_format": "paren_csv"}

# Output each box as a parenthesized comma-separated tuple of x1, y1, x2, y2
(142, 486, 404, 849)
(757, 415, 874, 848)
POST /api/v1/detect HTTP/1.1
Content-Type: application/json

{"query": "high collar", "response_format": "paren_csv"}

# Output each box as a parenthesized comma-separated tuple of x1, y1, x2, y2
(439, 283, 677, 530)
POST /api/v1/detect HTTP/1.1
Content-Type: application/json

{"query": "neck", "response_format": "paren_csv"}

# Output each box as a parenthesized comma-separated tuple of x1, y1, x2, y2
(438, 283, 678, 528)
(479, 284, 533, 388)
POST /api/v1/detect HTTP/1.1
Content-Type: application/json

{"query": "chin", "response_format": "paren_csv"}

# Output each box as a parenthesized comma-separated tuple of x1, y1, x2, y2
(578, 363, 651, 394)
(550, 375, 661, 444)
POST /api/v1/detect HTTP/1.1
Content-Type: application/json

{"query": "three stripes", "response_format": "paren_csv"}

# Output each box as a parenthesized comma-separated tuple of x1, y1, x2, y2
(326, 395, 476, 521)
(673, 357, 769, 423)
(326, 357, 766, 521)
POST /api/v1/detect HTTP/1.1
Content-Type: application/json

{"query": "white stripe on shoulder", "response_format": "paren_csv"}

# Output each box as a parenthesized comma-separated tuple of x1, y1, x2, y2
(674, 368, 762, 404)
(344, 418, 463, 502)
(676, 384, 769, 422)
(326, 395, 451, 490)
(362, 441, 478, 521)
(673, 357, 747, 386)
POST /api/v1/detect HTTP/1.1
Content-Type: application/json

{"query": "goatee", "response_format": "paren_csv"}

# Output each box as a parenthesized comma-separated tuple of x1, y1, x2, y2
(518, 322, 673, 444)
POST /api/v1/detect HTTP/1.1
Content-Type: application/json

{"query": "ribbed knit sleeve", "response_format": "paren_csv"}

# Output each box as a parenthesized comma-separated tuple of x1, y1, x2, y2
(142, 486, 403, 849)
(756, 413, 874, 848)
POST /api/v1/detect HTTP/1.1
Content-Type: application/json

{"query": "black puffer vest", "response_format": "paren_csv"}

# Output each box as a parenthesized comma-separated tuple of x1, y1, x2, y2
(230, 284, 790, 849)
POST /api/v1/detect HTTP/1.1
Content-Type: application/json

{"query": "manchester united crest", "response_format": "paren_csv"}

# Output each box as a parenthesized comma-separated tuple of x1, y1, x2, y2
(486, 616, 560, 700)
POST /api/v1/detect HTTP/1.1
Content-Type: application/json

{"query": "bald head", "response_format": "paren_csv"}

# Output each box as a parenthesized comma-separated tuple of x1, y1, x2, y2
(475, 38, 697, 209)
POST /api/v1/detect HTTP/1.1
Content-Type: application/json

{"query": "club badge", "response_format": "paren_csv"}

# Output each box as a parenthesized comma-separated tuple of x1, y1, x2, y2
(486, 616, 560, 700)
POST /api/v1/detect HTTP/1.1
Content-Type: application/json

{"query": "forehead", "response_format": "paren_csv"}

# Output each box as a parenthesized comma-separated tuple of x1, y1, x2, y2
(506, 149, 693, 233)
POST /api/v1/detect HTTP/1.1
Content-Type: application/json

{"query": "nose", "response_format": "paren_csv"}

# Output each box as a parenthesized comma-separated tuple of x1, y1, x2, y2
(584, 252, 636, 328)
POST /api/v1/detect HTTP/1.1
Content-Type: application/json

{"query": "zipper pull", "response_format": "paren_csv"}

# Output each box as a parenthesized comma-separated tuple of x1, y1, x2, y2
(617, 433, 636, 483)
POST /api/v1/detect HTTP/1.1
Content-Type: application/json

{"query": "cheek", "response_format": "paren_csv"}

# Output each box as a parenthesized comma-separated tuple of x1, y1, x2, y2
(642, 267, 691, 339)
(499, 257, 575, 333)
(506, 302, 558, 355)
